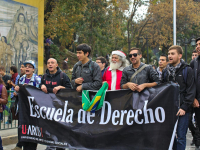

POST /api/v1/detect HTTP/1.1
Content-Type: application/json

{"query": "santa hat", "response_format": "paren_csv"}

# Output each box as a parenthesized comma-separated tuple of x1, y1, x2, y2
(112, 50, 126, 59)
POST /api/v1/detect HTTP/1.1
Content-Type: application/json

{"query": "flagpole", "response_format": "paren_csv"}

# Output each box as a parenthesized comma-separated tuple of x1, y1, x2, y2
(173, 0, 176, 45)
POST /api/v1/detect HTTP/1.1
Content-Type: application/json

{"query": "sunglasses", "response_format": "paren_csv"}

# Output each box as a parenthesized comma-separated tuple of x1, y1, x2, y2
(129, 53, 138, 58)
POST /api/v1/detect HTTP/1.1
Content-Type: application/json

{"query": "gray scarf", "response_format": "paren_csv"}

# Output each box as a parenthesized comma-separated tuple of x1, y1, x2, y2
(166, 61, 182, 81)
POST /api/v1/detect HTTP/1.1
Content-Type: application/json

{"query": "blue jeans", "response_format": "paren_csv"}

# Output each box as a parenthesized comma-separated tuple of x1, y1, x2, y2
(174, 112, 189, 150)
(0, 136, 3, 150)
(0, 113, 2, 121)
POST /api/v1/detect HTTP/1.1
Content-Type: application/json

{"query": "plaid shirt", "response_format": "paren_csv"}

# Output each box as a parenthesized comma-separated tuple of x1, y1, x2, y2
(19, 74, 41, 88)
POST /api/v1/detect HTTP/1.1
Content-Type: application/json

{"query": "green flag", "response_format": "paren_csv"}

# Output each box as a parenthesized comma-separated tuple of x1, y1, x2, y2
(82, 82, 108, 113)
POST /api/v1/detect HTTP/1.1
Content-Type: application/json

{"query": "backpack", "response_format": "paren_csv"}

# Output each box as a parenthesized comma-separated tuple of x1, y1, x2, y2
(163, 66, 188, 83)
(43, 72, 64, 86)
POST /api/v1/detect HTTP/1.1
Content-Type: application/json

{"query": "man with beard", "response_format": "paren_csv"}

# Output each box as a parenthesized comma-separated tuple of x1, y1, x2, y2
(156, 54, 168, 79)
(162, 45, 195, 150)
(121, 47, 159, 92)
(190, 37, 200, 150)
(14, 60, 41, 150)
(71, 43, 102, 92)
(102, 50, 129, 90)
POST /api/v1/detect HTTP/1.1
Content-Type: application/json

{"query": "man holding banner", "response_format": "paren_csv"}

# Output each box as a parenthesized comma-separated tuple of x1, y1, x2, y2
(40, 58, 71, 94)
(121, 47, 159, 92)
(71, 43, 102, 92)
(39, 58, 71, 150)
(14, 60, 41, 150)
(162, 45, 195, 150)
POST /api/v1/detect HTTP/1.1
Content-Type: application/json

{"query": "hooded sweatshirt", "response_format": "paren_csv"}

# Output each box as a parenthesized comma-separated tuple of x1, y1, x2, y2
(40, 67, 71, 93)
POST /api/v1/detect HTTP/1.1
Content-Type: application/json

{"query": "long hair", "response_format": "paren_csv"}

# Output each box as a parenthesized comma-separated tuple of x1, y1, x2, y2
(109, 55, 130, 68)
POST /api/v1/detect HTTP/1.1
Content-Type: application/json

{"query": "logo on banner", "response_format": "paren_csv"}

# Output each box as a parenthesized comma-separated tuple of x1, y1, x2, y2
(22, 125, 43, 137)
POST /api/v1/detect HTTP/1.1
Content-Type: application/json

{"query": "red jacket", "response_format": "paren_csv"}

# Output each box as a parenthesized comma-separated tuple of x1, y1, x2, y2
(102, 66, 123, 90)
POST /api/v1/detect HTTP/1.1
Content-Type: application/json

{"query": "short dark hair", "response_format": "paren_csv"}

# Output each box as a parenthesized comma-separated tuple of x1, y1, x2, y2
(10, 66, 18, 73)
(96, 56, 107, 64)
(160, 54, 168, 61)
(64, 57, 68, 60)
(192, 49, 197, 53)
(168, 45, 183, 54)
(77, 43, 91, 57)
(129, 47, 142, 55)
(196, 37, 200, 44)
(0, 66, 5, 71)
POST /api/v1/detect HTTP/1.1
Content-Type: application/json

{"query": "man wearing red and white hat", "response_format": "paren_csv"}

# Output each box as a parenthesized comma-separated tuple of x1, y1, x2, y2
(102, 50, 129, 90)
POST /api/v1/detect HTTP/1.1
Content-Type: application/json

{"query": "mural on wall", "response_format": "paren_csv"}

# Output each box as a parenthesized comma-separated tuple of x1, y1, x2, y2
(0, 0, 38, 73)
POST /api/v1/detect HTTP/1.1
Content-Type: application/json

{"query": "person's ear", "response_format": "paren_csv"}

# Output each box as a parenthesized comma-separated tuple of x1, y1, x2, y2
(85, 52, 89, 57)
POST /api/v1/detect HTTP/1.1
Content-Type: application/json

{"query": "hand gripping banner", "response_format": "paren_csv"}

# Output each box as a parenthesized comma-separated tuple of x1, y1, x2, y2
(18, 83, 179, 150)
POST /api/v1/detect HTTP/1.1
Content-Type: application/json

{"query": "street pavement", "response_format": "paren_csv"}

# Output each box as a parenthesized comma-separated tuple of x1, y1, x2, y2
(187, 130, 197, 150)
(1, 129, 198, 150)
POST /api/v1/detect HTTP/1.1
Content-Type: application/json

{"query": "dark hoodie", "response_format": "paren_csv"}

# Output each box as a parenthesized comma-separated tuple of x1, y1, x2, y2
(40, 67, 71, 93)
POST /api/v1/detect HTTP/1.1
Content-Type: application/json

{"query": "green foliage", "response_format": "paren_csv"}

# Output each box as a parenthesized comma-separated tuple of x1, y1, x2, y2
(50, 44, 65, 62)
(45, 0, 129, 57)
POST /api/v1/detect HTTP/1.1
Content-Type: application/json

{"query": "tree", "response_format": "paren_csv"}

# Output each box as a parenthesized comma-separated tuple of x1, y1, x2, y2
(44, 0, 87, 46)
(135, 0, 200, 54)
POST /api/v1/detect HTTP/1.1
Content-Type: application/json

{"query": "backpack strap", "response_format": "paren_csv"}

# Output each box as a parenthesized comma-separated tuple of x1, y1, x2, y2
(43, 74, 47, 82)
(60, 72, 64, 86)
(176, 65, 188, 84)
(89, 61, 95, 76)
(182, 66, 188, 84)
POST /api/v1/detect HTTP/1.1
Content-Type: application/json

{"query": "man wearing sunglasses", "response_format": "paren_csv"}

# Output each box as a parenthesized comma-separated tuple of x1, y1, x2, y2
(14, 60, 41, 150)
(121, 47, 159, 92)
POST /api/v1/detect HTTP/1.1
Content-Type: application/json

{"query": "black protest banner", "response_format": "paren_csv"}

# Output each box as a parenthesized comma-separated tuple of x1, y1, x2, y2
(18, 83, 179, 150)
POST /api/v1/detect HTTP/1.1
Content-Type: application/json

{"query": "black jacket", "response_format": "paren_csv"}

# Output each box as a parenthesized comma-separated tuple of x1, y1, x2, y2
(120, 63, 159, 88)
(71, 59, 102, 90)
(162, 61, 195, 112)
(190, 56, 200, 102)
(40, 67, 71, 93)
(2, 75, 11, 91)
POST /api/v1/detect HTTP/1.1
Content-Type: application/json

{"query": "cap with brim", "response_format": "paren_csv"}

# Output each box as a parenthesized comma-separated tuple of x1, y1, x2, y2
(23, 60, 36, 69)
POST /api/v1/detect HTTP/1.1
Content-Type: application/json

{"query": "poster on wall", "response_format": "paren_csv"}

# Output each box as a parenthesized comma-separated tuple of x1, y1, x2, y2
(0, 0, 38, 73)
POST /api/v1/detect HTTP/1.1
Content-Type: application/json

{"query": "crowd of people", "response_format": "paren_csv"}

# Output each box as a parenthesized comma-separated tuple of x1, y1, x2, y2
(0, 37, 200, 150)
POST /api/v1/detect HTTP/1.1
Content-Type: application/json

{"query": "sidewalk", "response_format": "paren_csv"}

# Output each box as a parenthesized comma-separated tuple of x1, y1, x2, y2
(0, 128, 18, 146)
